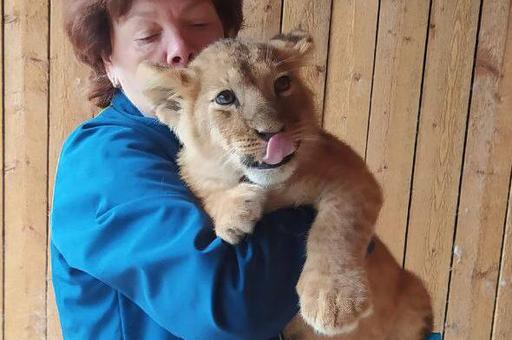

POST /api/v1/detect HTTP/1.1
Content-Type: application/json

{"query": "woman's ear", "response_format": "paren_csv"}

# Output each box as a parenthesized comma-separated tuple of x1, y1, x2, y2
(102, 56, 121, 88)
(137, 62, 196, 129)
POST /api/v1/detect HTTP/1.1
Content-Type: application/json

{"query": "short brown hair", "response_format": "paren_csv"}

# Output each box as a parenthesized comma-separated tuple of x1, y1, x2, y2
(64, 0, 244, 108)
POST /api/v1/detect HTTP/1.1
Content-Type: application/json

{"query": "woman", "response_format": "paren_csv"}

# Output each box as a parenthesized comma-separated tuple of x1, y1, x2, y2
(50, 1, 315, 339)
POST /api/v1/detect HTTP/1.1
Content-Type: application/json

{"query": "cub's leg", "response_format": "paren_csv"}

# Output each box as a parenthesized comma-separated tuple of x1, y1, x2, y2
(297, 187, 380, 335)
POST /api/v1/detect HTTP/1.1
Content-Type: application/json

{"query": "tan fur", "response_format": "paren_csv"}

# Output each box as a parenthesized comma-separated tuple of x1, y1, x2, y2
(139, 31, 433, 338)
(284, 239, 433, 340)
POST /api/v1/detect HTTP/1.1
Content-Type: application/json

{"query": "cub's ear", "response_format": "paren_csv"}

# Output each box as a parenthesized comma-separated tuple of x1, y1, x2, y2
(268, 29, 313, 56)
(137, 62, 196, 128)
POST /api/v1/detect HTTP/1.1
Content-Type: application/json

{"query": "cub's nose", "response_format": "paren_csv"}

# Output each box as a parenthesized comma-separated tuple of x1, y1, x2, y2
(255, 128, 285, 141)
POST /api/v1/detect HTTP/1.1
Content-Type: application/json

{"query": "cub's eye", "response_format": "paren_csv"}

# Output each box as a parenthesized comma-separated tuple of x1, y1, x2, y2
(215, 90, 237, 105)
(274, 75, 291, 95)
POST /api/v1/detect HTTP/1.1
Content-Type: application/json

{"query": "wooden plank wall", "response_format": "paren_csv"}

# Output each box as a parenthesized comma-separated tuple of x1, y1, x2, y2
(2, 0, 511, 339)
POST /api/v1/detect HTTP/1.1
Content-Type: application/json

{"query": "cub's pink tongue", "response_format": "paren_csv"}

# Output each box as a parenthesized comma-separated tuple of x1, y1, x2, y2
(262, 133, 295, 165)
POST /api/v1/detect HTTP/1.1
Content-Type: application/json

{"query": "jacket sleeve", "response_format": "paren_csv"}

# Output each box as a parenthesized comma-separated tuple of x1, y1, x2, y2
(51, 122, 315, 340)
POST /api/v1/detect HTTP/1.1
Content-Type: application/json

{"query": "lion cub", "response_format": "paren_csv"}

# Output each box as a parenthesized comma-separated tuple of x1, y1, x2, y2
(139, 31, 432, 338)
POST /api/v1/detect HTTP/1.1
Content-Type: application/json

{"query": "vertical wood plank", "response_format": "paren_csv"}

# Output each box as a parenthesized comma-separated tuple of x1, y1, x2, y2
(47, 0, 96, 338)
(0, 0, 4, 338)
(365, 0, 430, 263)
(492, 173, 512, 339)
(4, 0, 49, 338)
(322, 0, 378, 156)
(281, 0, 332, 124)
(238, 0, 282, 41)
(403, 0, 481, 331)
(491, 5, 512, 340)
(444, 1, 512, 339)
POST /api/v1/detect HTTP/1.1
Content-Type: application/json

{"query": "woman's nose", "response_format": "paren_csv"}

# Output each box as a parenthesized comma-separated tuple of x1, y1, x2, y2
(165, 31, 195, 67)
(168, 52, 194, 67)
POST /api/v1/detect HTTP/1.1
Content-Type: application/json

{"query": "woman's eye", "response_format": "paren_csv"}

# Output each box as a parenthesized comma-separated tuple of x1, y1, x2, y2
(215, 90, 237, 105)
(191, 22, 209, 28)
(136, 33, 160, 43)
(274, 75, 291, 95)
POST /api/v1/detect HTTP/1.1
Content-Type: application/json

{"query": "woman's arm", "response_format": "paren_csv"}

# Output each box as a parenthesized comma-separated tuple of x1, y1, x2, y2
(51, 121, 315, 339)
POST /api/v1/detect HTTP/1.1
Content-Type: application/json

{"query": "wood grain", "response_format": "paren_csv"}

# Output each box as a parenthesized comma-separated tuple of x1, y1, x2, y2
(238, 0, 282, 41)
(0, 0, 4, 338)
(4, 0, 49, 338)
(322, 0, 378, 155)
(403, 0, 481, 332)
(444, 1, 512, 339)
(492, 172, 512, 339)
(490, 5, 512, 340)
(365, 0, 430, 263)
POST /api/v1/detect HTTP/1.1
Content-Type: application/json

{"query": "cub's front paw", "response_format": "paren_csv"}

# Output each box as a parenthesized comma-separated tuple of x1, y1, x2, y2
(297, 269, 372, 336)
(215, 223, 254, 245)
(214, 183, 266, 245)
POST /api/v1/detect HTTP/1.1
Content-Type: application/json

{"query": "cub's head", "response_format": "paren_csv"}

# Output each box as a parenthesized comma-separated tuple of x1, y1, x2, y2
(139, 30, 318, 186)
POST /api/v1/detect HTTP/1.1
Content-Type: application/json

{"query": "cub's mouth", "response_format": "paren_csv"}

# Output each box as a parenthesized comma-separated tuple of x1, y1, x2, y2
(240, 132, 300, 170)
(246, 152, 296, 170)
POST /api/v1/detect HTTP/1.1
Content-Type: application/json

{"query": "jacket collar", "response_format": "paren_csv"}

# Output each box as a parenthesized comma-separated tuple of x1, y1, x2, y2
(110, 90, 173, 134)
(111, 89, 146, 118)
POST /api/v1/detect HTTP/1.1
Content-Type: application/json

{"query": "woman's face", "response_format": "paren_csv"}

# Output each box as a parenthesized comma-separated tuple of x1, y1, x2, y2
(105, 0, 224, 115)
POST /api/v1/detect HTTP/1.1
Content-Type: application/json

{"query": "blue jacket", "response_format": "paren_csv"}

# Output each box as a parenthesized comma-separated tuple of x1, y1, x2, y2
(50, 90, 316, 340)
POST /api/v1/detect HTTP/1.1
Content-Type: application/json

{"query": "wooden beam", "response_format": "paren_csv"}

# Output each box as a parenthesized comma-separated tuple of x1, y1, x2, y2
(404, 0, 481, 332)
(366, 0, 430, 262)
(4, 0, 49, 338)
(444, 0, 512, 338)
(492, 171, 512, 339)
(322, 0, 378, 156)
